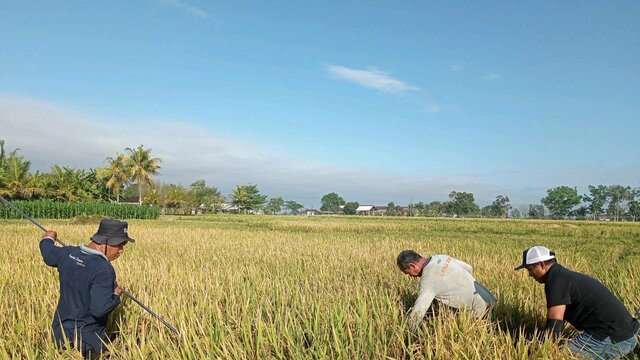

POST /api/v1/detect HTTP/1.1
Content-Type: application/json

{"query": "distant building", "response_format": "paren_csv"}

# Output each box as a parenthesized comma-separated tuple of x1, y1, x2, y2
(303, 209, 321, 216)
(220, 203, 239, 214)
(356, 205, 378, 216)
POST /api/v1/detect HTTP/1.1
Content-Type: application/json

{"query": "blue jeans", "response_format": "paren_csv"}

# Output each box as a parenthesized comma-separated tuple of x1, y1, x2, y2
(568, 332, 638, 359)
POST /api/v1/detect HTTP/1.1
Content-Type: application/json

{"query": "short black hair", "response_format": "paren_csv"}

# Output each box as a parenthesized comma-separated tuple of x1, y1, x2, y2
(397, 250, 422, 270)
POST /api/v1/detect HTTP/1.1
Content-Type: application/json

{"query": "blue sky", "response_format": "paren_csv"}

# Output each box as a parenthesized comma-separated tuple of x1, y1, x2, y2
(1, 1, 639, 208)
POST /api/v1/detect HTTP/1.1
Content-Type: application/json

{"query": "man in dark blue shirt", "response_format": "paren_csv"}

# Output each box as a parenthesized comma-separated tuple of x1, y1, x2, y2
(515, 246, 639, 359)
(40, 218, 135, 359)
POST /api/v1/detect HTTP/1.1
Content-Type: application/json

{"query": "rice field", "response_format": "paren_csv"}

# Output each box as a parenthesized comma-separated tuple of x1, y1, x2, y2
(1, 215, 638, 359)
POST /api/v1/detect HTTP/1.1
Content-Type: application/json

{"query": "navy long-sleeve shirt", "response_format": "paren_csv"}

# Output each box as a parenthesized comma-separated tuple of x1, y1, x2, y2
(39, 238, 121, 352)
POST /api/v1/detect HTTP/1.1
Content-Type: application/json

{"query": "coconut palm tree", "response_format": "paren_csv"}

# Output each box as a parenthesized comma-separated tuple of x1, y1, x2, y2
(0, 147, 40, 199)
(231, 185, 249, 213)
(97, 152, 130, 202)
(125, 145, 163, 205)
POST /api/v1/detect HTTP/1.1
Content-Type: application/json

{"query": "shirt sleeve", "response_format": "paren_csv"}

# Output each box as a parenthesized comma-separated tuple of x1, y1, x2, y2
(545, 276, 572, 307)
(89, 268, 121, 319)
(39, 238, 63, 267)
(408, 282, 437, 331)
(453, 258, 473, 274)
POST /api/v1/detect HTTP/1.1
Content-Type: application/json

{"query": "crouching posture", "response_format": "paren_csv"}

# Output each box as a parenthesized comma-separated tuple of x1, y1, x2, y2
(516, 246, 639, 360)
(39, 218, 135, 359)
(397, 249, 496, 331)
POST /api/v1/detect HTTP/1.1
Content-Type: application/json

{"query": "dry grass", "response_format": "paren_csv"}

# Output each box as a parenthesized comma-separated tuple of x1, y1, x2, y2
(1, 215, 638, 359)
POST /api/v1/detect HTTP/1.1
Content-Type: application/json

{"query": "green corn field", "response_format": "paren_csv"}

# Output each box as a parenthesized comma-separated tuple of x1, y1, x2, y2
(0, 200, 160, 220)
(1, 215, 638, 359)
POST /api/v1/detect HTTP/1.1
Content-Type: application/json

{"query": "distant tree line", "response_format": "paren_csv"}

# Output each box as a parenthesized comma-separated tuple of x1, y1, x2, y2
(2, 140, 637, 220)
(0, 140, 303, 215)
(319, 186, 640, 221)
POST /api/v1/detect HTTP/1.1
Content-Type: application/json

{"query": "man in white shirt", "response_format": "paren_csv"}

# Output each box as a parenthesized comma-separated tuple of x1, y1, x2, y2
(397, 249, 496, 330)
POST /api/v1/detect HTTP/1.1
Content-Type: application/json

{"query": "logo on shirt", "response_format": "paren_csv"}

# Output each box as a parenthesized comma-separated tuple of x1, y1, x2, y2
(439, 257, 452, 277)
(69, 254, 86, 267)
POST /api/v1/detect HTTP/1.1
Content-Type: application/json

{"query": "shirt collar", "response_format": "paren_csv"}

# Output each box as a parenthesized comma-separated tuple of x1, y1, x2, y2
(419, 257, 431, 276)
(80, 245, 109, 261)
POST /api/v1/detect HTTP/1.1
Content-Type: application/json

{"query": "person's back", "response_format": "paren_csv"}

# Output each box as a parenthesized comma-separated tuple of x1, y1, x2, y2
(419, 255, 484, 315)
(39, 218, 133, 358)
(397, 250, 496, 331)
(41, 241, 120, 353)
(545, 263, 638, 343)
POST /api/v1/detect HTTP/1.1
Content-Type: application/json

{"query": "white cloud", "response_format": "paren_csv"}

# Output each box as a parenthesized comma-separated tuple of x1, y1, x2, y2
(160, 0, 209, 18)
(0, 92, 502, 207)
(484, 73, 502, 81)
(326, 65, 420, 93)
(4, 92, 632, 207)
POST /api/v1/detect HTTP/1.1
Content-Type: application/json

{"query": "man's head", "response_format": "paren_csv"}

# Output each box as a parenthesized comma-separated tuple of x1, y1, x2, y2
(90, 218, 135, 261)
(514, 246, 556, 283)
(397, 249, 425, 278)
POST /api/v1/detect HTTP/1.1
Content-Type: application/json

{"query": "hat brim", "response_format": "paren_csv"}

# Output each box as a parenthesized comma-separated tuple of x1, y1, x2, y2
(514, 264, 526, 271)
(91, 233, 135, 245)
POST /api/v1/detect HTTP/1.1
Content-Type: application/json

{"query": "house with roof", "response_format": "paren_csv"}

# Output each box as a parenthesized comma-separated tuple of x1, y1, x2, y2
(356, 205, 378, 215)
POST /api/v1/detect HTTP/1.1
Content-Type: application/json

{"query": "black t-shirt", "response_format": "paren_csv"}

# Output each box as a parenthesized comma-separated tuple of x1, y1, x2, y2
(545, 264, 639, 342)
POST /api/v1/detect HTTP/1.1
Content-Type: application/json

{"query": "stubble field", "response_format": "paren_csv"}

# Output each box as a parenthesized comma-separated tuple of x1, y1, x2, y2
(1, 215, 638, 359)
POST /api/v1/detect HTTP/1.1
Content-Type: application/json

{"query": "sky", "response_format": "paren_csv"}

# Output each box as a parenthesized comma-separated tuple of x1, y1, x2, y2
(1, 1, 639, 209)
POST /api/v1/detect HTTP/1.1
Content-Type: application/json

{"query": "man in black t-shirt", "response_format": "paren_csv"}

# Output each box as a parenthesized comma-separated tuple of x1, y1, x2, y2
(515, 246, 639, 359)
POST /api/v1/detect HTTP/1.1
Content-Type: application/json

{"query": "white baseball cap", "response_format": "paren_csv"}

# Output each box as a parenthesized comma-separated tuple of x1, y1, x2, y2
(514, 246, 556, 270)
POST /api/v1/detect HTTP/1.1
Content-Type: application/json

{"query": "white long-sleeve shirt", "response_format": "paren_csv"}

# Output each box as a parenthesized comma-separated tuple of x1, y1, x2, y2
(408, 254, 490, 330)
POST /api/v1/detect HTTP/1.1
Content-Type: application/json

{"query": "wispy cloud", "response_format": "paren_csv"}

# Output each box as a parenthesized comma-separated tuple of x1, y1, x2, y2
(483, 73, 502, 81)
(160, 0, 209, 18)
(449, 62, 465, 72)
(326, 65, 420, 92)
(0, 92, 502, 206)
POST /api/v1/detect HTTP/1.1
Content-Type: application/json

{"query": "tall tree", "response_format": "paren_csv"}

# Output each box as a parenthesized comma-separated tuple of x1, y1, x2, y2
(627, 188, 640, 221)
(511, 208, 522, 219)
(343, 201, 359, 215)
(428, 201, 445, 217)
(126, 145, 163, 205)
(285, 200, 304, 215)
(607, 185, 631, 221)
(163, 184, 187, 209)
(0, 140, 6, 189)
(0, 146, 39, 199)
(188, 179, 223, 211)
(232, 184, 267, 213)
(583, 185, 609, 220)
(97, 152, 130, 202)
(265, 197, 285, 214)
(447, 191, 479, 217)
(386, 201, 397, 216)
(528, 204, 546, 219)
(490, 195, 511, 218)
(320, 192, 345, 213)
(541, 186, 581, 218)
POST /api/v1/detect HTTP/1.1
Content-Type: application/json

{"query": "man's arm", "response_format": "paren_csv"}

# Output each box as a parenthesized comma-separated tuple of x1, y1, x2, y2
(89, 269, 121, 319)
(545, 305, 566, 340)
(39, 230, 62, 267)
(408, 284, 437, 331)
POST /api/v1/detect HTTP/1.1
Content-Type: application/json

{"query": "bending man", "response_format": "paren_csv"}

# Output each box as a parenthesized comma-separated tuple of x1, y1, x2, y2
(397, 249, 496, 331)
(515, 245, 639, 359)
(40, 218, 135, 359)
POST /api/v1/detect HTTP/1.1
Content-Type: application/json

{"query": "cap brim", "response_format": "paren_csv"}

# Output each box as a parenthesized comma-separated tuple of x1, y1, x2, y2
(514, 264, 526, 271)
(91, 233, 135, 245)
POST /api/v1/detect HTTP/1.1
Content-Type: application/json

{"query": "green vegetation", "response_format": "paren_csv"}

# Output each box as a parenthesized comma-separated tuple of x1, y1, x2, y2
(1, 216, 638, 359)
(0, 199, 160, 220)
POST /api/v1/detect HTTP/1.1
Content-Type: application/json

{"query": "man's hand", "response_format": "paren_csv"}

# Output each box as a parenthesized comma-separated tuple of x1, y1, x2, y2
(114, 281, 123, 296)
(42, 230, 57, 240)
